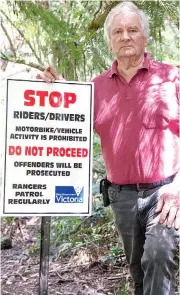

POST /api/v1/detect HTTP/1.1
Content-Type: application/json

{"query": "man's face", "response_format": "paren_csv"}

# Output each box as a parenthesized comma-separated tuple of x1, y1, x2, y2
(109, 12, 147, 59)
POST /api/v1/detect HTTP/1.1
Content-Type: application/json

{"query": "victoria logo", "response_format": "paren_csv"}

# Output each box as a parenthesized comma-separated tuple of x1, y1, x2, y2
(55, 186, 84, 203)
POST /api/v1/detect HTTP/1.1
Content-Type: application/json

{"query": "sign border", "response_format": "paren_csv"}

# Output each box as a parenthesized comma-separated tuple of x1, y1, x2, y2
(3, 79, 94, 216)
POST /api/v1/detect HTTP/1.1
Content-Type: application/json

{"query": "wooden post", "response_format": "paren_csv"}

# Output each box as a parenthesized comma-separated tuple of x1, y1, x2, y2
(39, 217, 51, 295)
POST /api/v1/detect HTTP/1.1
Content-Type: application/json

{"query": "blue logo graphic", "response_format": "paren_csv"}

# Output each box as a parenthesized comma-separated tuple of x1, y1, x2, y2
(55, 186, 84, 203)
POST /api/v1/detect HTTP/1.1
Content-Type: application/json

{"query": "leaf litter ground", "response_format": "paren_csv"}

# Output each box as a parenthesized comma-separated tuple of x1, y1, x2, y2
(1, 217, 133, 295)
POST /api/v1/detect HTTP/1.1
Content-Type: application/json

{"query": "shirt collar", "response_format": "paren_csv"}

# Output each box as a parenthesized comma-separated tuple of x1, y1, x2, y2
(108, 52, 151, 78)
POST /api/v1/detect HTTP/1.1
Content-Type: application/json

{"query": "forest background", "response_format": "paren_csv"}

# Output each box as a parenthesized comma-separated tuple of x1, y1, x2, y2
(0, 1, 179, 295)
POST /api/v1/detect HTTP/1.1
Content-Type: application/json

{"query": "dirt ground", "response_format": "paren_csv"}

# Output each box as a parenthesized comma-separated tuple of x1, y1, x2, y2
(1, 217, 133, 295)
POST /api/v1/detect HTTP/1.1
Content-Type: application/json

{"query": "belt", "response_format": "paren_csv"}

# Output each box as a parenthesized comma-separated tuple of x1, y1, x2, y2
(109, 174, 176, 191)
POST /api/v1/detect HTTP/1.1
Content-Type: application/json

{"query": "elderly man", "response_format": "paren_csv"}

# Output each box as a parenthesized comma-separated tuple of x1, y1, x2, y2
(38, 2, 179, 295)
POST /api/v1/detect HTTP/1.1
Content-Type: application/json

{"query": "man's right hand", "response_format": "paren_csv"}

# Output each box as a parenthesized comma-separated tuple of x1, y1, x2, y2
(36, 66, 64, 83)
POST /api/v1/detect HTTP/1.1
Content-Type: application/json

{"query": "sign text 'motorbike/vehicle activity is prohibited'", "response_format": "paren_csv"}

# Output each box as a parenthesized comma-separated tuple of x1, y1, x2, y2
(1, 79, 94, 216)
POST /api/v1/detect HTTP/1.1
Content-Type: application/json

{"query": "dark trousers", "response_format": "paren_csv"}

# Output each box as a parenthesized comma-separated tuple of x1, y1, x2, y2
(108, 185, 179, 295)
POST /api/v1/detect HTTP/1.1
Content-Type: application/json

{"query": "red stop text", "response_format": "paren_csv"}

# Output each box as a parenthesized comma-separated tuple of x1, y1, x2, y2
(24, 90, 76, 108)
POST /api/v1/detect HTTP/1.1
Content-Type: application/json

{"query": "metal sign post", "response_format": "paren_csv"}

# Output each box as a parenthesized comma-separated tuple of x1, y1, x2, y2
(39, 217, 51, 295)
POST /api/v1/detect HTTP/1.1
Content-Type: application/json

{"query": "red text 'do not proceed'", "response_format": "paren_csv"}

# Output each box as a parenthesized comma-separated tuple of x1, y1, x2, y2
(46, 147, 88, 157)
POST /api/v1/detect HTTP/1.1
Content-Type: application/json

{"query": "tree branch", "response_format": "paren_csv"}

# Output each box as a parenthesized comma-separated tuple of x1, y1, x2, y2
(1, 21, 16, 57)
(93, 1, 103, 20)
(0, 9, 43, 66)
(1, 53, 44, 71)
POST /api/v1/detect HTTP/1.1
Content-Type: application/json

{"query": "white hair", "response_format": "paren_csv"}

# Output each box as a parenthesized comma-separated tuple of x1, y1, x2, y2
(104, 1, 150, 42)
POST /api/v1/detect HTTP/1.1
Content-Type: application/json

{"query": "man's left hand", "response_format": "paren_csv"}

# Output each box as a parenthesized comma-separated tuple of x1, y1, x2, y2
(155, 183, 180, 229)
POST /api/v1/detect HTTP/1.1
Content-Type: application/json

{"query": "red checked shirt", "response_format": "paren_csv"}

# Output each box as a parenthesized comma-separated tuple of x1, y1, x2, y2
(92, 53, 179, 184)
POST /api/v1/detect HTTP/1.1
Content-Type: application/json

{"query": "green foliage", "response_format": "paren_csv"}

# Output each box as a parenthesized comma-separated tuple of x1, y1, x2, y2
(1, 217, 16, 225)
(147, 20, 179, 64)
(101, 247, 123, 266)
(1, 0, 179, 79)
(116, 279, 132, 295)
(49, 197, 116, 259)
(93, 133, 105, 181)
(29, 241, 40, 256)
